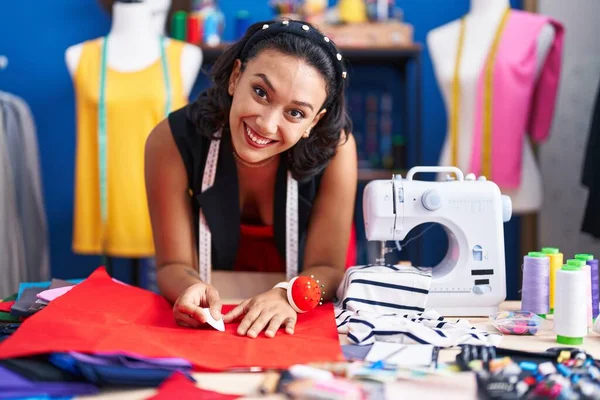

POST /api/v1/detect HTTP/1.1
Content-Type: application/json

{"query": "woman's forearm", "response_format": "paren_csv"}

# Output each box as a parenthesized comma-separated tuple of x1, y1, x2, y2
(156, 264, 203, 303)
(301, 265, 345, 302)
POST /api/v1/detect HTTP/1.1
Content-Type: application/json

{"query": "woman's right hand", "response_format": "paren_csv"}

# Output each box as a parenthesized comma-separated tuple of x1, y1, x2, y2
(173, 282, 223, 328)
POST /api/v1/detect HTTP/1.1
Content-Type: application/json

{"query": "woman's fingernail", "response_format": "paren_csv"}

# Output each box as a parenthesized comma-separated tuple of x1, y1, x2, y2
(266, 330, 274, 337)
(248, 330, 256, 338)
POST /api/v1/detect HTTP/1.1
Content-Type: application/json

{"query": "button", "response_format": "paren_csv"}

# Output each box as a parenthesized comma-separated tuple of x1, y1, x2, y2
(473, 285, 492, 294)
(477, 176, 487, 181)
(465, 173, 476, 181)
(472, 245, 483, 261)
(421, 189, 442, 211)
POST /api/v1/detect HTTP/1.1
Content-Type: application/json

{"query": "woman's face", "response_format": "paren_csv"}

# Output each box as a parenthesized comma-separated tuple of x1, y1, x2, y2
(228, 49, 328, 164)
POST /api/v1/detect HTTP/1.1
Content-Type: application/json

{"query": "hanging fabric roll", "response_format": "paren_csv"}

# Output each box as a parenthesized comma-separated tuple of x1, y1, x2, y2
(0, 91, 50, 298)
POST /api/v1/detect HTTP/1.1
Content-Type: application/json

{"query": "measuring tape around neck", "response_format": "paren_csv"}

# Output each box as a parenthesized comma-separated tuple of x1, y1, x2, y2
(198, 138, 299, 283)
(451, 8, 511, 176)
(97, 35, 172, 250)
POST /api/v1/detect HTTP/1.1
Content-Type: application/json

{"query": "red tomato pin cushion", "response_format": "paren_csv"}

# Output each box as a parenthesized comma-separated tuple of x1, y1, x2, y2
(288, 275, 324, 313)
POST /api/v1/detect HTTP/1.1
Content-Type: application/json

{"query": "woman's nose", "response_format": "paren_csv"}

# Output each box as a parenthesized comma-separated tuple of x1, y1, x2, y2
(255, 110, 279, 137)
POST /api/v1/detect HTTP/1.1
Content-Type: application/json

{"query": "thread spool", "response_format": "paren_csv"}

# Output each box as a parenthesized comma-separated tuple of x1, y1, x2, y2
(186, 14, 202, 44)
(554, 259, 588, 345)
(575, 254, 597, 323)
(541, 247, 563, 314)
(235, 10, 251, 40)
(590, 258, 599, 320)
(521, 252, 550, 317)
(171, 10, 187, 40)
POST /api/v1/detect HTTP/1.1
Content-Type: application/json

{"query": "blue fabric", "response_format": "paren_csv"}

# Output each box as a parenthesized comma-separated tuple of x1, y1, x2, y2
(0, 365, 97, 399)
(48, 353, 194, 387)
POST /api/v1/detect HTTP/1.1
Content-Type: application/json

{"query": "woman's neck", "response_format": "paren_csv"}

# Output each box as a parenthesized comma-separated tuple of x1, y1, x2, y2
(469, 0, 510, 16)
(109, 1, 154, 41)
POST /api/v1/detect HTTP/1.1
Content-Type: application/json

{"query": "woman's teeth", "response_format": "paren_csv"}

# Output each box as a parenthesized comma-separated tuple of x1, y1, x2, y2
(245, 125, 273, 145)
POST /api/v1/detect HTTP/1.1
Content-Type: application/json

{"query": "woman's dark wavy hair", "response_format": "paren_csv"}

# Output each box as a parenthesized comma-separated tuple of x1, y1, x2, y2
(187, 20, 352, 182)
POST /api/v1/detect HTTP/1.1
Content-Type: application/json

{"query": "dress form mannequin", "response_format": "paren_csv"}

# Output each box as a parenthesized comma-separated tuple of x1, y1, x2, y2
(147, 0, 172, 35)
(427, 0, 555, 213)
(66, 0, 201, 96)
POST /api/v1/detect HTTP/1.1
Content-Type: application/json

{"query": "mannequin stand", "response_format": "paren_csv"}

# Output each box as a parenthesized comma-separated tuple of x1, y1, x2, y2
(103, 257, 141, 287)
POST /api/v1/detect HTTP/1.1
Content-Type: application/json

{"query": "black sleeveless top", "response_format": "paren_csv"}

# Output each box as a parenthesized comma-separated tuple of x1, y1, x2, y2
(167, 105, 324, 272)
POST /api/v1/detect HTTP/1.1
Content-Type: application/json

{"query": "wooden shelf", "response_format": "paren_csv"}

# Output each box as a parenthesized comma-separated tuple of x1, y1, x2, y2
(358, 168, 405, 181)
(198, 43, 421, 64)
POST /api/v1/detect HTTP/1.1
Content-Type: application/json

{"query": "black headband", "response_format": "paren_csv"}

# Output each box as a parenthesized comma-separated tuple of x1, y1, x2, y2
(239, 20, 348, 94)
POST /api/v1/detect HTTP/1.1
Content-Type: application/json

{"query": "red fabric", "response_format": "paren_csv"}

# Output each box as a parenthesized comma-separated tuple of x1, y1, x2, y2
(0, 267, 343, 371)
(148, 372, 239, 400)
(0, 301, 14, 313)
(234, 223, 358, 273)
(234, 224, 285, 273)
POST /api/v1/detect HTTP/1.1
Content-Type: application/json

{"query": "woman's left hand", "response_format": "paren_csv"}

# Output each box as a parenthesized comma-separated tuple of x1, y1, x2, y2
(222, 288, 297, 338)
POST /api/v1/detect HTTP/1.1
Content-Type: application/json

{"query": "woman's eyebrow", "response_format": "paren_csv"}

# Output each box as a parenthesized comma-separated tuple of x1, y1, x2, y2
(254, 73, 315, 111)
(292, 100, 314, 111)
(254, 73, 276, 93)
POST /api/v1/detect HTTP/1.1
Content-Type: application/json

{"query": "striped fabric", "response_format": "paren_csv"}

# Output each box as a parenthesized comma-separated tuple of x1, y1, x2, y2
(335, 264, 502, 347)
(342, 309, 502, 347)
(335, 264, 432, 331)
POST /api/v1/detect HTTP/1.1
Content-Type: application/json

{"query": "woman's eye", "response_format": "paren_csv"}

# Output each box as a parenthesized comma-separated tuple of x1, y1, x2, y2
(289, 109, 305, 119)
(253, 87, 267, 99)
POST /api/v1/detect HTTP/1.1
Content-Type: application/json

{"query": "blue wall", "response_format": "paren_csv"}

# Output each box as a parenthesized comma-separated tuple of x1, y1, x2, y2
(0, 0, 523, 297)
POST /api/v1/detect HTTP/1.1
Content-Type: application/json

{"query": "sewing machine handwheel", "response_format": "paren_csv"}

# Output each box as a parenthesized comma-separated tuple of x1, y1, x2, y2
(422, 189, 442, 211)
(406, 166, 464, 181)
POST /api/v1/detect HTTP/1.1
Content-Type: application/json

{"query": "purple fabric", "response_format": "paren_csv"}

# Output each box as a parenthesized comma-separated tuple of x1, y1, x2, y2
(0, 365, 98, 399)
(69, 351, 192, 369)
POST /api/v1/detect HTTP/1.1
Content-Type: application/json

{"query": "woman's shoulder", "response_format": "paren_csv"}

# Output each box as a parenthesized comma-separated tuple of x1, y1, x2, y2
(146, 104, 209, 191)
(167, 104, 198, 142)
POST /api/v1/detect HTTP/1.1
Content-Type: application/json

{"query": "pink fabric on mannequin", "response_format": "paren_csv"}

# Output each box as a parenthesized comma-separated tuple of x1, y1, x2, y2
(469, 10, 564, 189)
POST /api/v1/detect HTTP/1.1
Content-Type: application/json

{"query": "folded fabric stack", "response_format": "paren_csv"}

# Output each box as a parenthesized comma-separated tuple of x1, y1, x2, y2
(335, 264, 502, 347)
(2, 278, 82, 319)
(0, 351, 195, 399)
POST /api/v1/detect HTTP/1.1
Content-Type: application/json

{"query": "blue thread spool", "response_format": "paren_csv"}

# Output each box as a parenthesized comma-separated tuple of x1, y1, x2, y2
(235, 10, 251, 40)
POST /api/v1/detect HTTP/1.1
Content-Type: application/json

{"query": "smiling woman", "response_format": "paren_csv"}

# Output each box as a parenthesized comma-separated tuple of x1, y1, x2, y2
(144, 19, 357, 339)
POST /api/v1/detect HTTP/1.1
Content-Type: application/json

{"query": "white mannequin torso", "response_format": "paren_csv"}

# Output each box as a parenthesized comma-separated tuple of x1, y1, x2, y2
(65, 0, 201, 97)
(427, 0, 555, 213)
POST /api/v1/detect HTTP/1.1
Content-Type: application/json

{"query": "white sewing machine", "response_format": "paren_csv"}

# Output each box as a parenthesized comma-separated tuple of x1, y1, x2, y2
(363, 166, 513, 317)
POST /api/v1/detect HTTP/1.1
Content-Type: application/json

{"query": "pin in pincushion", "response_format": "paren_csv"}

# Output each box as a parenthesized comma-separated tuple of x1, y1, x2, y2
(287, 275, 324, 313)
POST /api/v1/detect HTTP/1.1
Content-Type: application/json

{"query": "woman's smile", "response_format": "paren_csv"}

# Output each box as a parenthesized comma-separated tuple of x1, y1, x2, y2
(243, 122, 279, 149)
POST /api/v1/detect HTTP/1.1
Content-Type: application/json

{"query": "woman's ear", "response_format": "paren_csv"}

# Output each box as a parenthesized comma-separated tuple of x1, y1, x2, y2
(228, 59, 243, 96)
(307, 108, 327, 134)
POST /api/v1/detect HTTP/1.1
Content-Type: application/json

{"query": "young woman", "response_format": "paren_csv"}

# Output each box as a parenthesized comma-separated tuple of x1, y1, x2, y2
(145, 19, 357, 338)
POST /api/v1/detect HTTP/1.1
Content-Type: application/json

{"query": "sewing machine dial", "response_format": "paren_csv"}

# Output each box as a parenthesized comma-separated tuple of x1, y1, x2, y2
(421, 189, 442, 211)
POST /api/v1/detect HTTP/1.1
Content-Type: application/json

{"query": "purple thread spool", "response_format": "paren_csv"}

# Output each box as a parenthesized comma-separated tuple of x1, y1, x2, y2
(592, 259, 599, 320)
(521, 252, 550, 316)
(576, 254, 599, 320)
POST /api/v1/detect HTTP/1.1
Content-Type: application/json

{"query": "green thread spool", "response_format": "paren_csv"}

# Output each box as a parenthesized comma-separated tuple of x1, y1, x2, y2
(171, 10, 187, 40)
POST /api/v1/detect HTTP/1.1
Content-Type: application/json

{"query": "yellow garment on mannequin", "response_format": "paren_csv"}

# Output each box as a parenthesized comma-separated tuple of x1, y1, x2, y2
(72, 38, 187, 257)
